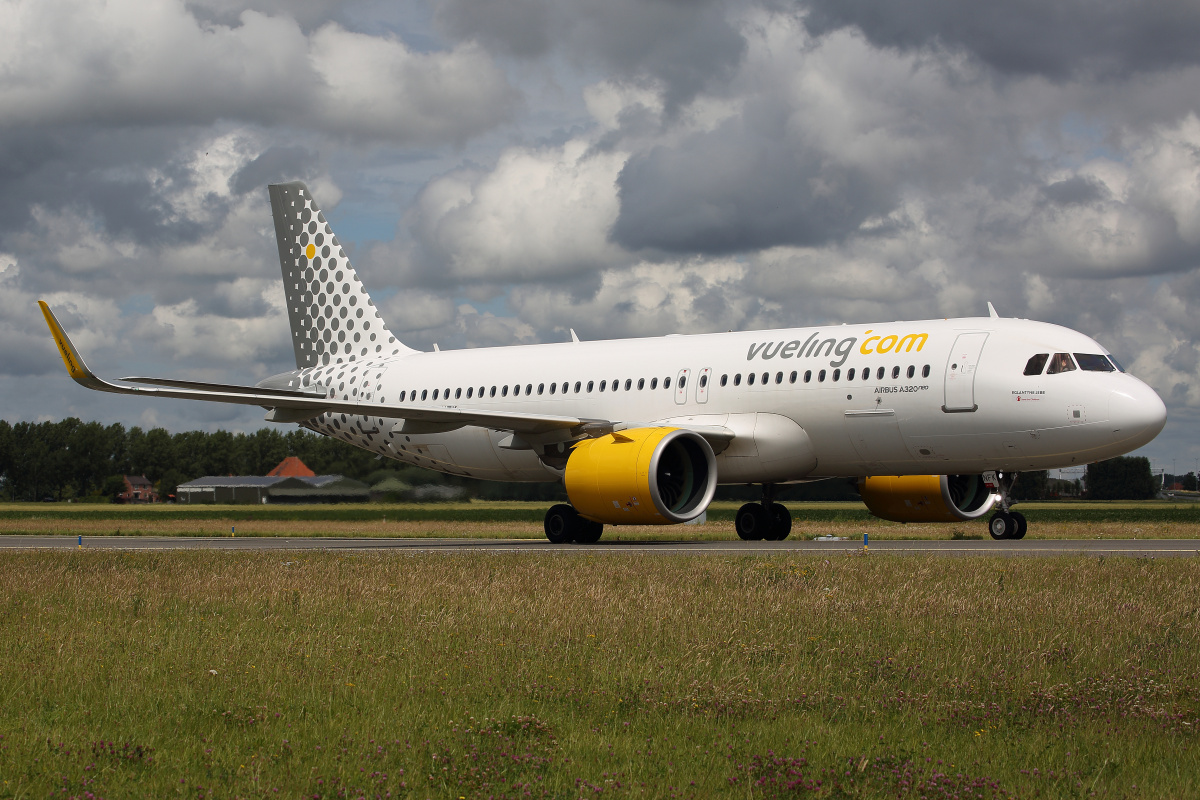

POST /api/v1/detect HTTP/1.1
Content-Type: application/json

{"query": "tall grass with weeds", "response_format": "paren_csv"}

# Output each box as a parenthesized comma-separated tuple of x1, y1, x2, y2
(0, 552, 1196, 798)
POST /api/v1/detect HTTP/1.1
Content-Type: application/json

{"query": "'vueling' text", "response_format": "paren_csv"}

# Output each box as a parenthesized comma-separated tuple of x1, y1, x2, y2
(746, 330, 929, 368)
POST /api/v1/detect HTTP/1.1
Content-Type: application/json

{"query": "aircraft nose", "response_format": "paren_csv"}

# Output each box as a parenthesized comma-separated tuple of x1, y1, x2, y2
(1109, 381, 1167, 448)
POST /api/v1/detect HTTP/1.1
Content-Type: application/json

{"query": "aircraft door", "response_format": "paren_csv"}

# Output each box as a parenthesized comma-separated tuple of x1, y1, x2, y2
(696, 368, 712, 404)
(674, 368, 691, 405)
(943, 332, 988, 412)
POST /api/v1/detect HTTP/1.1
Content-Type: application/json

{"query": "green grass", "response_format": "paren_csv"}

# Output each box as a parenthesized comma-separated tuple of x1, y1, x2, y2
(0, 552, 1196, 798)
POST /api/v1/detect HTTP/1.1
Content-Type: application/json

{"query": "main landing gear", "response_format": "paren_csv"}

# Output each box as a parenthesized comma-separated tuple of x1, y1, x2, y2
(985, 471, 1026, 540)
(735, 484, 793, 541)
(544, 504, 604, 544)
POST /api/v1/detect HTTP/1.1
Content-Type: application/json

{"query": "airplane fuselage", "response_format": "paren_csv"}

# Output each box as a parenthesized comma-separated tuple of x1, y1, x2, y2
(274, 315, 1165, 484)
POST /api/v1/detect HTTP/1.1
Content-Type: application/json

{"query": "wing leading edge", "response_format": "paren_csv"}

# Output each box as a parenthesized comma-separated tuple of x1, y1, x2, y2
(38, 301, 589, 437)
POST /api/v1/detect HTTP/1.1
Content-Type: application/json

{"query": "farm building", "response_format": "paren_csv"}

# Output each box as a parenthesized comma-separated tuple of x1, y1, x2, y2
(175, 458, 368, 504)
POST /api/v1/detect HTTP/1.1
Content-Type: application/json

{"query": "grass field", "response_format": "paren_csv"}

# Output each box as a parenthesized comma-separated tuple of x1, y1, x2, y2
(0, 551, 1196, 798)
(0, 501, 1197, 540)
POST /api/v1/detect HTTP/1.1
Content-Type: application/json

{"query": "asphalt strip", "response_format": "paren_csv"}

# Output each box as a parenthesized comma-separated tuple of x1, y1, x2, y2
(0, 536, 1197, 557)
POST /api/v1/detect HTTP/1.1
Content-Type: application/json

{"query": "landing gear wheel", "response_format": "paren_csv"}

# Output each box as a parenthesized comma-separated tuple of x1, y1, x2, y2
(574, 518, 604, 544)
(1010, 511, 1027, 540)
(735, 503, 768, 541)
(766, 503, 792, 541)
(988, 511, 1016, 540)
(544, 504, 579, 544)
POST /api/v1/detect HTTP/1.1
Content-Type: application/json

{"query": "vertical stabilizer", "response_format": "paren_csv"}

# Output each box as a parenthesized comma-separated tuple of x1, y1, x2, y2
(268, 182, 416, 369)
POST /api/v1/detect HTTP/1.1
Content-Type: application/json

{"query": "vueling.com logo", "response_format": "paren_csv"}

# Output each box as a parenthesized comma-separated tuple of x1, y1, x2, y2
(747, 330, 929, 368)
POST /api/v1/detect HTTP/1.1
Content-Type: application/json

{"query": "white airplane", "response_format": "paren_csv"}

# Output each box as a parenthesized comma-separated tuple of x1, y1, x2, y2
(40, 182, 1166, 542)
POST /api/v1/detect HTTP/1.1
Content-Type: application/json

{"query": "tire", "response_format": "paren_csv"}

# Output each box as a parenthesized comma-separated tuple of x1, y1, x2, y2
(574, 518, 604, 544)
(735, 503, 767, 541)
(767, 503, 792, 541)
(987, 512, 1014, 540)
(544, 503, 578, 544)
(1010, 511, 1027, 540)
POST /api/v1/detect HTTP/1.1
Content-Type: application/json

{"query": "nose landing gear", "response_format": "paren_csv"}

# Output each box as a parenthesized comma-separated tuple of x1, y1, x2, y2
(735, 485, 793, 541)
(984, 471, 1026, 540)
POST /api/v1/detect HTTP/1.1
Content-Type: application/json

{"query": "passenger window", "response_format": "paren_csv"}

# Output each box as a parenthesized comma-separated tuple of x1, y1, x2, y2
(922, 365, 930, 378)
(804, 370, 811, 383)
(400, 390, 407, 402)
(720, 375, 727, 387)
(549, 383, 556, 394)
(733, 374, 741, 386)
(1075, 353, 1115, 372)
(624, 379, 632, 391)
(775, 372, 783, 384)
(760, 372, 768, 385)
(433, 389, 440, 400)
(501, 385, 508, 397)
(479, 386, 485, 397)
(599, 380, 606, 391)
(489, 386, 496, 397)
(697, 375, 705, 388)
(537, 384, 543, 395)
(789, 371, 797, 384)
(832, 369, 840, 381)
(1047, 353, 1076, 374)
(847, 367, 855, 381)
(679, 376, 687, 388)
(818, 369, 826, 382)
(891, 366, 900, 379)
(639, 378, 646, 389)
(906, 365, 915, 379)
(421, 390, 428, 401)
(515, 385, 522, 396)
(664, 377, 671, 389)
(1024, 354, 1049, 375)
(587, 381, 594, 392)
(526, 384, 532, 395)
(651, 377, 659, 389)
(454, 388, 461, 399)
(574, 381, 582, 393)
(876, 367, 885, 380)
(748, 372, 756, 386)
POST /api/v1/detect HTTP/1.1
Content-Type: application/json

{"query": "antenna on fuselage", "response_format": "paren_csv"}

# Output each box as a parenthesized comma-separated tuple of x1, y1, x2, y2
(987, 302, 1000, 319)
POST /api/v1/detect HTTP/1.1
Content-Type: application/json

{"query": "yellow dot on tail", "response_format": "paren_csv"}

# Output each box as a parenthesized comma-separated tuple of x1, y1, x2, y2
(305, 243, 316, 259)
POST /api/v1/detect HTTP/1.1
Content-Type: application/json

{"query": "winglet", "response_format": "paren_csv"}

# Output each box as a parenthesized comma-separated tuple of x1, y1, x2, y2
(38, 301, 108, 390)
(570, 329, 580, 343)
(987, 302, 999, 319)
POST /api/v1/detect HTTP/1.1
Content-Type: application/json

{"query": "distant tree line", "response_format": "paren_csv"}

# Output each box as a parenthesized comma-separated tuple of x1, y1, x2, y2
(0, 419, 1168, 504)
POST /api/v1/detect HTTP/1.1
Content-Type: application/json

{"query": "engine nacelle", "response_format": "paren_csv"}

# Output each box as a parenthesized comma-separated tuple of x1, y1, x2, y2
(565, 428, 718, 525)
(858, 474, 999, 523)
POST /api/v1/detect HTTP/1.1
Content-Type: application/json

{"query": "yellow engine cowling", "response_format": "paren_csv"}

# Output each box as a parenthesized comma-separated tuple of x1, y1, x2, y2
(858, 475, 999, 523)
(565, 427, 718, 525)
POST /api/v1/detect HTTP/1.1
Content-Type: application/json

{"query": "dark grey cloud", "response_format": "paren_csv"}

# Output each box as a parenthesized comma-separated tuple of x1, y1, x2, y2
(435, 0, 746, 110)
(231, 146, 319, 195)
(612, 113, 895, 253)
(801, 0, 1200, 80)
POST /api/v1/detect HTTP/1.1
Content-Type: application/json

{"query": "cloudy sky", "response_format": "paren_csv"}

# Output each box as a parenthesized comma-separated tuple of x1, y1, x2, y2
(3, 0, 1199, 474)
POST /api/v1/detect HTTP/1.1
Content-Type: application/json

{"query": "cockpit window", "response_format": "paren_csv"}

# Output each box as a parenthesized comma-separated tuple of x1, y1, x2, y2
(1046, 353, 1076, 374)
(1107, 354, 1126, 373)
(1023, 353, 1048, 375)
(1074, 353, 1116, 372)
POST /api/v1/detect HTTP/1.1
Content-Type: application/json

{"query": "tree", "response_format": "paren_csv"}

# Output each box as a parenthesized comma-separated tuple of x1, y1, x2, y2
(1184, 472, 1198, 492)
(1086, 457, 1157, 500)
(1010, 471, 1049, 501)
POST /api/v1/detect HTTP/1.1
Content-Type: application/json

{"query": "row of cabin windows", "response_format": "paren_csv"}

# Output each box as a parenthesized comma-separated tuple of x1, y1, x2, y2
(400, 375, 689, 403)
(721, 364, 931, 386)
(397, 363, 931, 403)
(1023, 352, 1123, 376)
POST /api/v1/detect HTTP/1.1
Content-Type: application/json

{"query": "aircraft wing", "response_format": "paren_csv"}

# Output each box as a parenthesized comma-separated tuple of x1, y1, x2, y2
(39, 301, 588, 437)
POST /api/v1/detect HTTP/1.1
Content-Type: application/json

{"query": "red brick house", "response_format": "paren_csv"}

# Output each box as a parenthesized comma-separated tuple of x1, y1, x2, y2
(118, 475, 158, 504)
